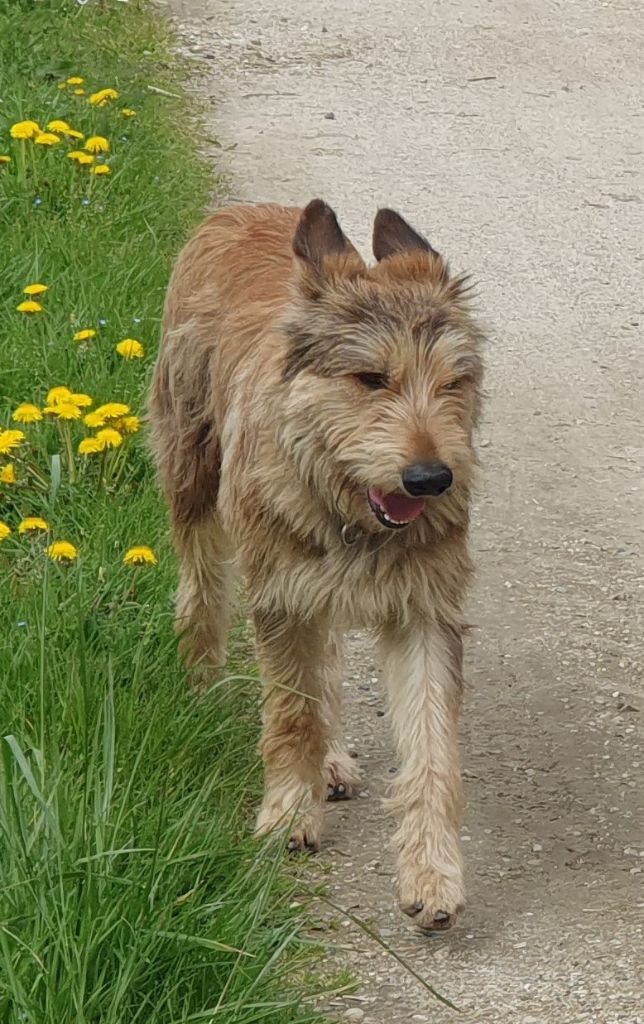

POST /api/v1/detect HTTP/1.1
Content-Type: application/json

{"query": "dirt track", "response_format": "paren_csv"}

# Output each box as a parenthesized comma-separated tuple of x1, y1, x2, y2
(166, 1, 643, 1020)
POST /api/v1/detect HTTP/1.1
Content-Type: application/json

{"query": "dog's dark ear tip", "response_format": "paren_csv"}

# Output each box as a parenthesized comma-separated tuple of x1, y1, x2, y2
(372, 207, 438, 262)
(293, 198, 350, 269)
(302, 198, 332, 217)
(373, 207, 399, 227)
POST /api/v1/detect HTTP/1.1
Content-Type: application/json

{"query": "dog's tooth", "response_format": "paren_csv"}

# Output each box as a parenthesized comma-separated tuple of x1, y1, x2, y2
(382, 509, 409, 527)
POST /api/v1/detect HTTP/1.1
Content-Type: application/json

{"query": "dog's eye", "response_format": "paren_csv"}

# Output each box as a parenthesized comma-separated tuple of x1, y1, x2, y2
(441, 379, 461, 392)
(355, 372, 388, 390)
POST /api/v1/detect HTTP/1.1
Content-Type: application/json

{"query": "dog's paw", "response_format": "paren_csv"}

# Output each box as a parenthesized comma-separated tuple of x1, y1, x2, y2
(286, 817, 322, 853)
(182, 646, 228, 694)
(256, 799, 322, 853)
(186, 663, 219, 694)
(399, 864, 465, 932)
(325, 749, 362, 801)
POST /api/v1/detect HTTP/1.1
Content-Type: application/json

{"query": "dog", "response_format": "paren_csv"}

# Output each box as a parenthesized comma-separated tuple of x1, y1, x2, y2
(149, 199, 484, 932)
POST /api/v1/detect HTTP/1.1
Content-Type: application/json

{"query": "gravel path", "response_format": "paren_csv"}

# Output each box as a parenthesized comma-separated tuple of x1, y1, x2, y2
(165, 1, 643, 1020)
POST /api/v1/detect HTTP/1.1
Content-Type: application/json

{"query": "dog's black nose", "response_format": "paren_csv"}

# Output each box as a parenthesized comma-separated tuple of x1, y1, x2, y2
(402, 461, 453, 497)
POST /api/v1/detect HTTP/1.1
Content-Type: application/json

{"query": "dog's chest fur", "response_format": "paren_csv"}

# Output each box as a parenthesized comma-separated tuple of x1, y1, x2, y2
(220, 462, 469, 630)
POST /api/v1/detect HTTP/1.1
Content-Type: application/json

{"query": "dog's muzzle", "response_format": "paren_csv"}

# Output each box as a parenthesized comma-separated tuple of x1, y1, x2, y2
(367, 487, 425, 529)
(367, 462, 453, 530)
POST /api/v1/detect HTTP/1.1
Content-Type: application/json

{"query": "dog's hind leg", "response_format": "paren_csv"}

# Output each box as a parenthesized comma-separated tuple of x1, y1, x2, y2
(254, 610, 331, 852)
(321, 632, 363, 801)
(173, 515, 235, 688)
(150, 328, 234, 689)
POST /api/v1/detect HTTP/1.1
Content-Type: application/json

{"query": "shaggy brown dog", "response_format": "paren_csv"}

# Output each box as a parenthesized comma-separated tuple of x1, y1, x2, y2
(149, 200, 484, 932)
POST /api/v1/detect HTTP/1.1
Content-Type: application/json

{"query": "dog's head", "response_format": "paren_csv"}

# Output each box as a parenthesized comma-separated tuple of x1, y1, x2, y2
(280, 199, 484, 536)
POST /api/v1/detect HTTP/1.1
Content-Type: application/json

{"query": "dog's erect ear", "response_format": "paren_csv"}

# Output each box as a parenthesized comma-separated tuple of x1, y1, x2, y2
(372, 208, 438, 262)
(293, 199, 353, 271)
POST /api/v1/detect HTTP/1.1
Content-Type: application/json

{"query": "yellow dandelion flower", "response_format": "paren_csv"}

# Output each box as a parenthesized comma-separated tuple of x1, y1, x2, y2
(73, 328, 96, 342)
(12, 403, 42, 424)
(116, 338, 144, 359)
(23, 283, 48, 296)
(78, 437, 103, 456)
(10, 120, 40, 140)
(0, 155, 11, 165)
(65, 128, 84, 141)
(95, 428, 123, 450)
(66, 76, 84, 86)
(47, 119, 70, 133)
(69, 393, 93, 408)
(0, 430, 26, 455)
(90, 402, 130, 422)
(46, 386, 72, 405)
(18, 517, 49, 535)
(91, 164, 111, 176)
(89, 88, 119, 107)
(83, 412, 105, 428)
(84, 135, 109, 154)
(17, 300, 43, 314)
(74, 89, 86, 96)
(118, 415, 140, 434)
(123, 545, 157, 567)
(35, 132, 61, 146)
(120, 108, 137, 118)
(0, 464, 16, 485)
(57, 83, 67, 91)
(0, 522, 11, 542)
(67, 150, 94, 165)
(43, 402, 82, 421)
(48, 540, 78, 563)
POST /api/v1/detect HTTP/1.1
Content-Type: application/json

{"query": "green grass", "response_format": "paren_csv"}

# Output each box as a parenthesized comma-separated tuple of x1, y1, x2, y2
(0, 2, 324, 1021)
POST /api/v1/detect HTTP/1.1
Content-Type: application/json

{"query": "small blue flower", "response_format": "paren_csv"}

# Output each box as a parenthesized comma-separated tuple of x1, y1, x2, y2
(99, 318, 108, 326)
(81, 197, 91, 206)
(16, 621, 28, 628)
(33, 197, 43, 207)
(132, 316, 142, 324)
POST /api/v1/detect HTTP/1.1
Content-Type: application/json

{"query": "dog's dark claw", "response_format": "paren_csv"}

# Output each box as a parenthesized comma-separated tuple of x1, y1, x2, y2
(421, 911, 453, 933)
(327, 783, 349, 801)
(287, 835, 320, 854)
(402, 902, 453, 930)
(402, 900, 425, 917)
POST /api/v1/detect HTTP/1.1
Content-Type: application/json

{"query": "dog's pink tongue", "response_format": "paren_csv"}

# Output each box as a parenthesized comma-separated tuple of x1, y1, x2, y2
(370, 488, 425, 523)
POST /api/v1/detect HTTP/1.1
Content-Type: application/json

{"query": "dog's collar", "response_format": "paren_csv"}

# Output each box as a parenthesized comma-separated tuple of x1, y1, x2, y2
(339, 520, 396, 554)
(340, 522, 363, 546)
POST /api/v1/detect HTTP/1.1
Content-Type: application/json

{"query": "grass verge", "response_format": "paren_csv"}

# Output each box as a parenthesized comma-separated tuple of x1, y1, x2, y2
(0, 1, 323, 1020)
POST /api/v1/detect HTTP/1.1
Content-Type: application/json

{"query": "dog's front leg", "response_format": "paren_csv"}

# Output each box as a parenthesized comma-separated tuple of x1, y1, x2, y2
(320, 631, 362, 801)
(380, 616, 465, 932)
(254, 609, 329, 852)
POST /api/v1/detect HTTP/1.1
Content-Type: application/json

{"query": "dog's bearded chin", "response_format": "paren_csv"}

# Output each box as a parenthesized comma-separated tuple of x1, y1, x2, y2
(367, 487, 425, 530)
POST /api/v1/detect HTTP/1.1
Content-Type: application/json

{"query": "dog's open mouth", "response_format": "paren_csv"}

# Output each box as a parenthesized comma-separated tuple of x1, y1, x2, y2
(367, 487, 425, 530)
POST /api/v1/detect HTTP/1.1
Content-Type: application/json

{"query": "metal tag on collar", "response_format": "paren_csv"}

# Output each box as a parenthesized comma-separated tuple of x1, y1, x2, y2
(341, 523, 361, 546)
